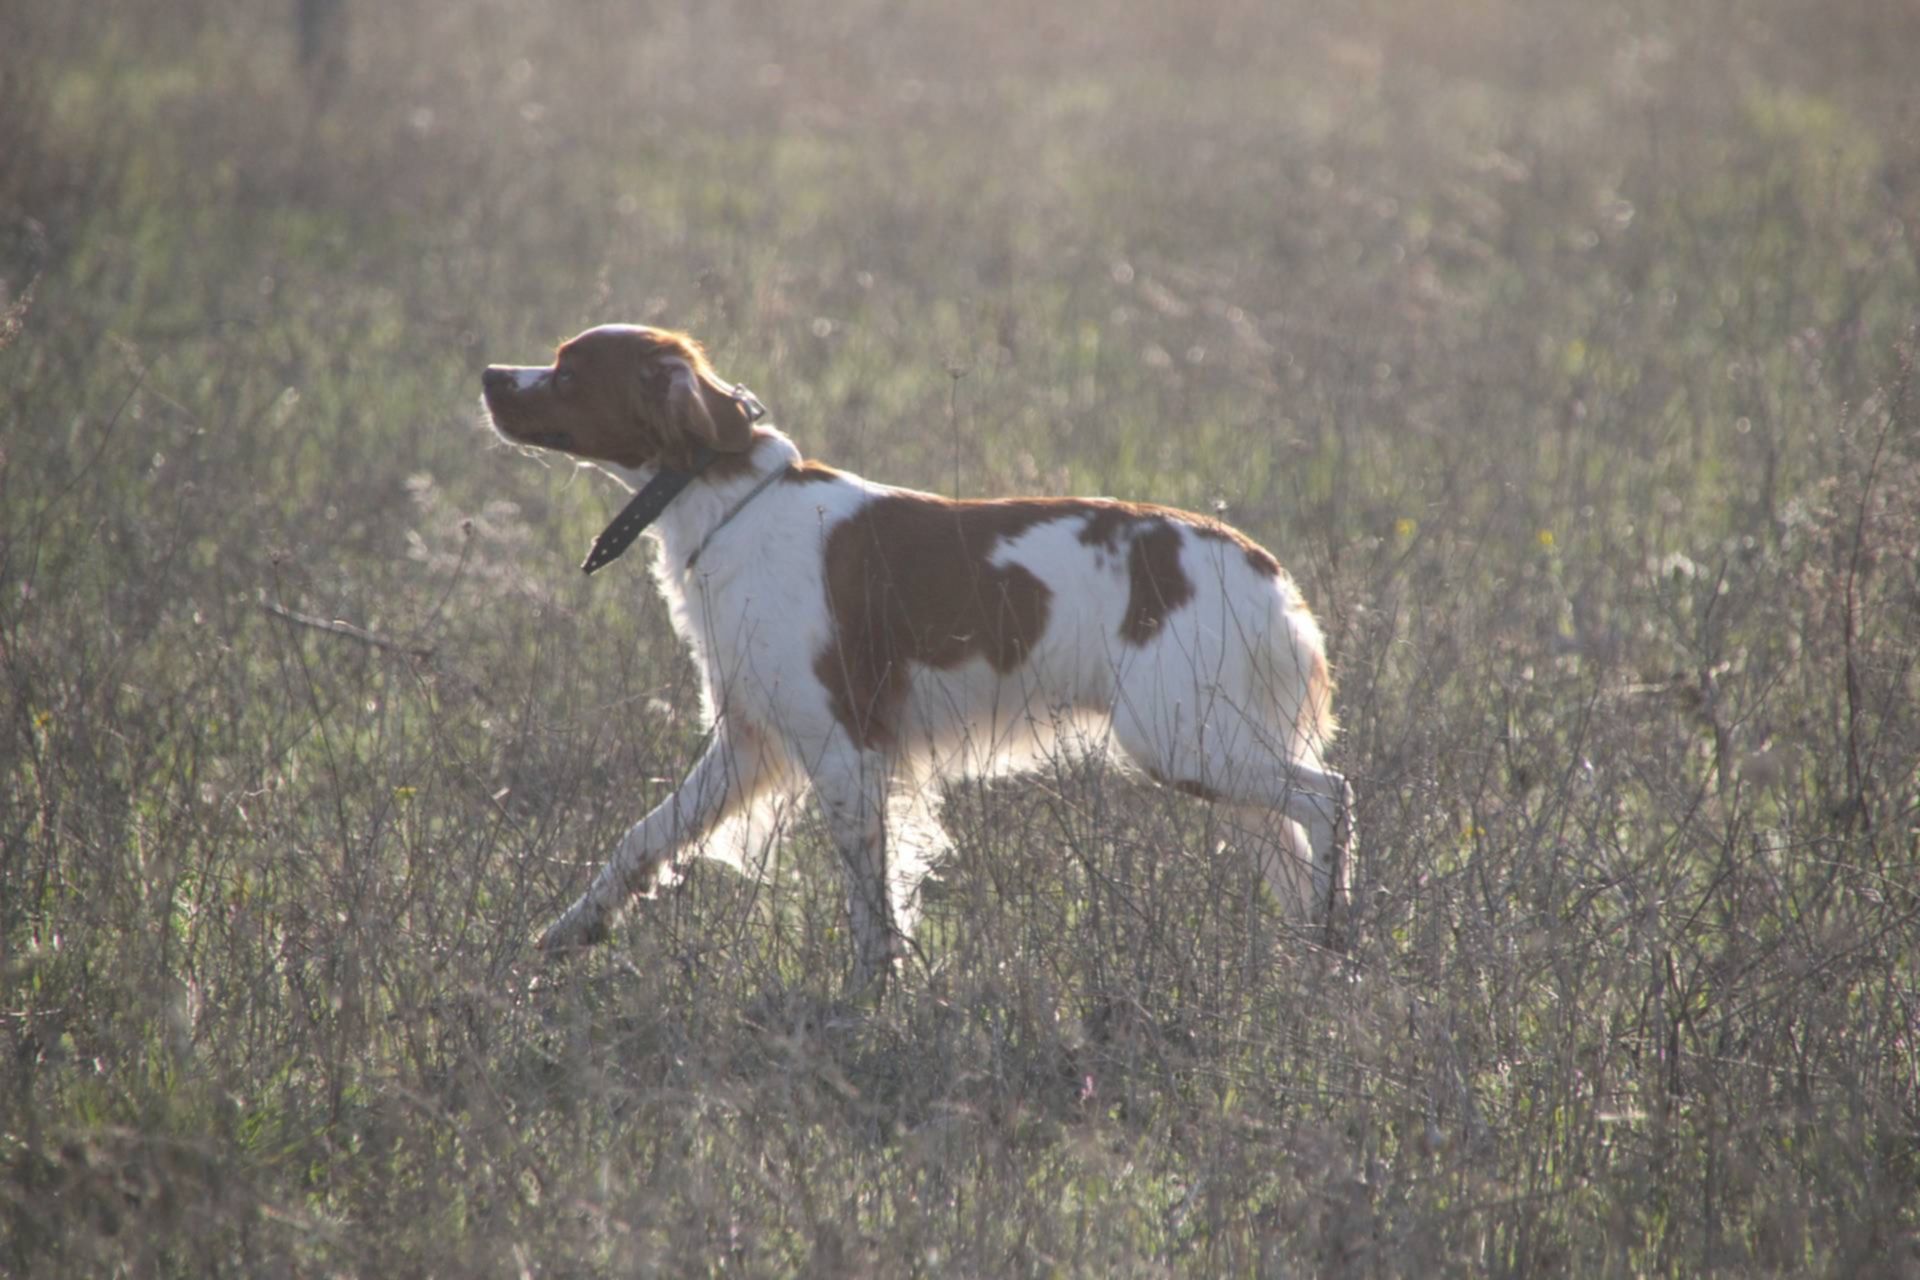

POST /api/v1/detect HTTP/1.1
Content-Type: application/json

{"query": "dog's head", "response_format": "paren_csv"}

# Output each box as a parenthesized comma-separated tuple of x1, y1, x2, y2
(482, 325, 757, 473)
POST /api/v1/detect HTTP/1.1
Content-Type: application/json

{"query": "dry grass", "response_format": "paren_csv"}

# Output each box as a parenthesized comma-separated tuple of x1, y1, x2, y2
(3, 0, 1918, 1274)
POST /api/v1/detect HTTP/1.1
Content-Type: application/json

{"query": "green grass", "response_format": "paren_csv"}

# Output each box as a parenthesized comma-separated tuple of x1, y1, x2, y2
(4, 0, 1919, 1274)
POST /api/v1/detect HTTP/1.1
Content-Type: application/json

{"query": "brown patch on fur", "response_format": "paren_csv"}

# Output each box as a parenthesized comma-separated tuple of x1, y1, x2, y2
(482, 325, 753, 473)
(705, 428, 782, 481)
(1075, 498, 1280, 580)
(782, 459, 846, 486)
(1069, 500, 1233, 645)
(1075, 505, 1137, 553)
(1194, 523, 1281, 577)
(814, 493, 1064, 749)
(1119, 518, 1194, 645)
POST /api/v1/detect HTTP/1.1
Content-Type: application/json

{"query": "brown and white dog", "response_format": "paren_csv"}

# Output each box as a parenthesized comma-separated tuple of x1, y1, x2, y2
(483, 324, 1353, 984)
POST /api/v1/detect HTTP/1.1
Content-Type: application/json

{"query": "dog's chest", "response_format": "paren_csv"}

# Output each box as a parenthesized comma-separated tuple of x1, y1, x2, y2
(656, 525, 831, 682)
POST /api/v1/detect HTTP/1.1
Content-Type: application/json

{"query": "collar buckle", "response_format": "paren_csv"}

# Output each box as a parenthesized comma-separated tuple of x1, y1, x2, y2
(730, 384, 768, 424)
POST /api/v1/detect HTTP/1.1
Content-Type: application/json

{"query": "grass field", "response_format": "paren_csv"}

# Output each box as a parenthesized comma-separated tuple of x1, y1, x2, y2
(4, 0, 1919, 1273)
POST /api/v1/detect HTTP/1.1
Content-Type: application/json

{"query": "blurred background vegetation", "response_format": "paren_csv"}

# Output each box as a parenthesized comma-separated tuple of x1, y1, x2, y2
(3, 0, 1918, 1273)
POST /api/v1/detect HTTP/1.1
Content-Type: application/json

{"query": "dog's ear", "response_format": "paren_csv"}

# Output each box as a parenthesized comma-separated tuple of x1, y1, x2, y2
(666, 360, 755, 455)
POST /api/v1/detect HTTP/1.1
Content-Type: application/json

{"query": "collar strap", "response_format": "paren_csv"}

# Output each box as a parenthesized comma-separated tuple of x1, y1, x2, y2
(581, 447, 717, 575)
(687, 461, 792, 570)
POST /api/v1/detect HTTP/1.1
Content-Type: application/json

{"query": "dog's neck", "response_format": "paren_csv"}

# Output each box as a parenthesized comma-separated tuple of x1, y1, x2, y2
(594, 426, 803, 574)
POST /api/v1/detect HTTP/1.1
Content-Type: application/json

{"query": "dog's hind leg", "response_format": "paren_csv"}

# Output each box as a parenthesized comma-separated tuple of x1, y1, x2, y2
(1110, 708, 1354, 941)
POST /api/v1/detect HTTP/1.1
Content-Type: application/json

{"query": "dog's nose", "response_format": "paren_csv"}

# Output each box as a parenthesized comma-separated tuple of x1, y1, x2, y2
(482, 366, 514, 394)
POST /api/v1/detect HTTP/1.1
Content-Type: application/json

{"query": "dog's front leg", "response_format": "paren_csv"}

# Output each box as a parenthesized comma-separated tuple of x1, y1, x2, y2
(538, 730, 762, 953)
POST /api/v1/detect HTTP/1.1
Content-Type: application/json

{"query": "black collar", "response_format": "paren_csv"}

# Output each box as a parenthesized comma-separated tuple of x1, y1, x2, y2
(580, 447, 717, 574)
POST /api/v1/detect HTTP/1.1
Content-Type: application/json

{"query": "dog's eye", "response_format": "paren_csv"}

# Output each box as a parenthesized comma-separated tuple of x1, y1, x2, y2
(553, 367, 575, 393)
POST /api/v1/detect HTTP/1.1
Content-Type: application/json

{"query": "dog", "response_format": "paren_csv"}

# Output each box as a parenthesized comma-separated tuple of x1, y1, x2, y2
(482, 324, 1354, 985)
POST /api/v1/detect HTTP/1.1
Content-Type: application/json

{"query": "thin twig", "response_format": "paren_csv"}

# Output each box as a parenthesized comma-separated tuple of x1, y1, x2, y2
(260, 600, 436, 660)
